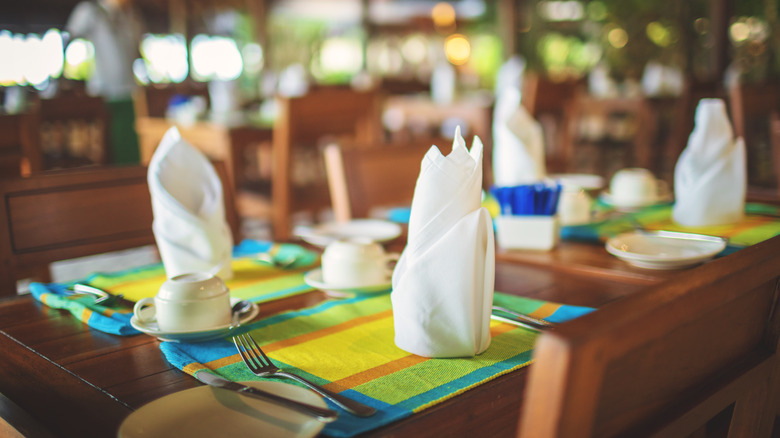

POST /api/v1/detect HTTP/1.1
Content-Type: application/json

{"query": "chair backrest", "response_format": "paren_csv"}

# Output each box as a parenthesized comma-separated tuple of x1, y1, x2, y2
(518, 235, 780, 438)
(323, 138, 446, 222)
(133, 82, 211, 119)
(771, 111, 780, 198)
(38, 93, 111, 167)
(271, 86, 383, 240)
(562, 92, 658, 178)
(0, 162, 240, 296)
(0, 112, 42, 179)
(728, 82, 780, 194)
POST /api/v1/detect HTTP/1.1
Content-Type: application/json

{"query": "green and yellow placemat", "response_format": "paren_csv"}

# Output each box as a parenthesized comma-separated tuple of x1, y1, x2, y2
(28, 240, 319, 335)
(160, 292, 593, 437)
(562, 203, 780, 249)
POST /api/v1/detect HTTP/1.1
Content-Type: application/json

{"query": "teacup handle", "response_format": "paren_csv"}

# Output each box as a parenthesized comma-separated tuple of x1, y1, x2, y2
(384, 253, 401, 277)
(133, 297, 157, 324)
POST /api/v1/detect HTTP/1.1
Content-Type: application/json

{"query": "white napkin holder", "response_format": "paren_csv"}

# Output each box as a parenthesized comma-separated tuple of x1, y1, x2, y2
(495, 215, 560, 251)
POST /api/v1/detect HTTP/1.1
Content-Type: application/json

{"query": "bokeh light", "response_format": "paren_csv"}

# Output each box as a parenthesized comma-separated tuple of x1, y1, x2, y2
(141, 34, 189, 83)
(607, 27, 628, 49)
(730, 21, 750, 43)
(191, 35, 243, 81)
(316, 36, 363, 79)
(64, 38, 95, 81)
(646, 21, 672, 47)
(444, 34, 470, 65)
(432, 2, 456, 32)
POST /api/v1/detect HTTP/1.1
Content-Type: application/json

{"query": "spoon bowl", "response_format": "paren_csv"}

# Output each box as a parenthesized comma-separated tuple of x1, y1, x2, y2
(230, 300, 254, 328)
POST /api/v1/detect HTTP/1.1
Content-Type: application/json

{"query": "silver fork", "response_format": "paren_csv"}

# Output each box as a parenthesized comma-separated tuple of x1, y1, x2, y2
(233, 333, 377, 417)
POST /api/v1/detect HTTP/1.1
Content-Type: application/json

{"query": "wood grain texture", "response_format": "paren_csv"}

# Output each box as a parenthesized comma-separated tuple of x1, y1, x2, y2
(519, 235, 780, 438)
(0, 162, 239, 296)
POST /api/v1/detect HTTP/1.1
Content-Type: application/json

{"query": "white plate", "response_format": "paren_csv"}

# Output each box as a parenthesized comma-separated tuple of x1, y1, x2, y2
(549, 173, 605, 191)
(130, 302, 259, 342)
(599, 189, 673, 212)
(117, 380, 327, 438)
(606, 231, 727, 270)
(294, 219, 402, 247)
(304, 268, 392, 294)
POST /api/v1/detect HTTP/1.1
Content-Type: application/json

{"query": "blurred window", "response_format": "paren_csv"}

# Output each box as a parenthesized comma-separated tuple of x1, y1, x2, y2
(1, 29, 64, 89)
(191, 34, 244, 81)
(140, 34, 189, 83)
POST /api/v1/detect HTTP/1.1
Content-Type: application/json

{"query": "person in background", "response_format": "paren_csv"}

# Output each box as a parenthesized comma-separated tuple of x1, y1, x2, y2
(65, 0, 144, 164)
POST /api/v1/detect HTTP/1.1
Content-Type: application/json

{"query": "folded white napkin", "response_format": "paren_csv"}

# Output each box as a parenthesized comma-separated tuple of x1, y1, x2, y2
(148, 127, 234, 280)
(492, 86, 546, 186)
(494, 55, 525, 98)
(673, 99, 746, 226)
(431, 61, 456, 105)
(391, 127, 495, 358)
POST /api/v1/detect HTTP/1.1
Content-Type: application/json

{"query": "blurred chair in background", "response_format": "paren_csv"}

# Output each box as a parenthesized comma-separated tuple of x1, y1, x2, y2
(324, 138, 446, 222)
(521, 72, 583, 174)
(37, 92, 111, 169)
(563, 92, 658, 179)
(0, 162, 238, 296)
(271, 86, 383, 240)
(0, 112, 41, 179)
(727, 81, 780, 200)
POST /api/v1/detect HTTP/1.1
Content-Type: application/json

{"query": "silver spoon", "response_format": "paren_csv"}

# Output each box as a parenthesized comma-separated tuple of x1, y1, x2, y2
(257, 253, 299, 269)
(230, 300, 253, 329)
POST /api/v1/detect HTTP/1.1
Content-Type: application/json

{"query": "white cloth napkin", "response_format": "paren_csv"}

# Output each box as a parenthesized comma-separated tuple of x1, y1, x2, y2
(492, 86, 546, 186)
(673, 98, 746, 226)
(148, 127, 234, 280)
(391, 127, 495, 358)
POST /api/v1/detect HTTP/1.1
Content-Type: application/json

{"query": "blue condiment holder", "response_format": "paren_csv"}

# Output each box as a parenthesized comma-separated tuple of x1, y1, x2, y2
(491, 182, 562, 251)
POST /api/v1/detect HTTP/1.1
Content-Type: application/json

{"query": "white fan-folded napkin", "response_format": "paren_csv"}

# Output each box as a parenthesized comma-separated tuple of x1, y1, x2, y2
(391, 126, 495, 358)
(492, 86, 546, 186)
(673, 98, 746, 226)
(148, 127, 234, 280)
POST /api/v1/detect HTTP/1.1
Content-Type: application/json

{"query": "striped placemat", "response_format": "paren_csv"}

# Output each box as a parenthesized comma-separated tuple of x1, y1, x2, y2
(160, 292, 593, 437)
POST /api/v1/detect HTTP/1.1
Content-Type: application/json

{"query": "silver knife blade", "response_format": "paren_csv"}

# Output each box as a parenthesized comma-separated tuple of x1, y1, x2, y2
(491, 306, 556, 331)
(195, 371, 338, 422)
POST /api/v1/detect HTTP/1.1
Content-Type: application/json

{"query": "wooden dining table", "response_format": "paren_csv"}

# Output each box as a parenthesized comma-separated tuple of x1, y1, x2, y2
(0, 236, 691, 438)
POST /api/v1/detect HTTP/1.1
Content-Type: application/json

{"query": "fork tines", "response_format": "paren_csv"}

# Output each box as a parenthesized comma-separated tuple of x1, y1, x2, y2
(233, 333, 274, 373)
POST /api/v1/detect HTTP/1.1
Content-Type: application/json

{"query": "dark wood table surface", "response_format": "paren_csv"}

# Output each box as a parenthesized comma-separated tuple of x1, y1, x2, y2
(0, 240, 684, 437)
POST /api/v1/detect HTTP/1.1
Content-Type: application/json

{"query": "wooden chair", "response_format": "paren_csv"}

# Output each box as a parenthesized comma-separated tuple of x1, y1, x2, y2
(0, 112, 42, 179)
(0, 162, 239, 296)
(271, 86, 383, 240)
(563, 92, 658, 179)
(133, 82, 211, 119)
(323, 138, 447, 222)
(37, 93, 111, 168)
(728, 82, 780, 195)
(771, 111, 780, 199)
(521, 71, 583, 173)
(662, 79, 725, 179)
(518, 235, 780, 438)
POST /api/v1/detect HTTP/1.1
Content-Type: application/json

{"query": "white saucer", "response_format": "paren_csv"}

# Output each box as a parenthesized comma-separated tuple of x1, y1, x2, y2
(599, 190, 673, 212)
(130, 302, 259, 342)
(117, 380, 326, 438)
(294, 219, 402, 247)
(606, 230, 727, 270)
(304, 268, 392, 294)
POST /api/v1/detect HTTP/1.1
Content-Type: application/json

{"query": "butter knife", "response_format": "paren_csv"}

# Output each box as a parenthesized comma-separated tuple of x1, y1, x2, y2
(491, 306, 556, 331)
(195, 371, 338, 422)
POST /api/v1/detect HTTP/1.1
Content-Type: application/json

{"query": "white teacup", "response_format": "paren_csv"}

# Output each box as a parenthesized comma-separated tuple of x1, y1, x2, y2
(133, 272, 231, 332)
(609, 168, 667, 208)
(558, 185, 593, 225)
(322, 238, 399, 287)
